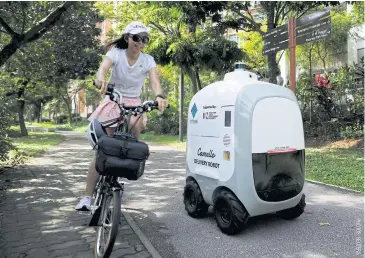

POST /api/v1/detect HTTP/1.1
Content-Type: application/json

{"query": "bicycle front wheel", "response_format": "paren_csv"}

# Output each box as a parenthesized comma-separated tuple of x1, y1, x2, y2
(94, 190, 121, 258)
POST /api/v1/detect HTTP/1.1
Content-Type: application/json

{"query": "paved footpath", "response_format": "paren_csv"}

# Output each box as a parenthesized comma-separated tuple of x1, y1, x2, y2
(0, 133, 156, 258)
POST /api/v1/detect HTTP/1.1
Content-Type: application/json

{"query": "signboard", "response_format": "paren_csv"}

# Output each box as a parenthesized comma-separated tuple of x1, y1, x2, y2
(296, 17, 331, 36)
(262, 40, 288, 55)
(296, 25, 331, 45)
(260, 7, 332, 93)
(263, 23, 288, 41)
(262, 23, 288, 55)
(296, 9, 331, 45)
(296, 8, 330, 27)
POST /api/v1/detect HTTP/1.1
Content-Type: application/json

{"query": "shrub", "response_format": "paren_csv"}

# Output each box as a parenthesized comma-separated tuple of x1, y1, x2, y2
(0, 99, 15, 162)
(55, 124, 73, 131)
(53, 115, 68, 124)
(145, 105, 179, 135)
(340, 122, 364, 139)
(297, 63, 364, 141)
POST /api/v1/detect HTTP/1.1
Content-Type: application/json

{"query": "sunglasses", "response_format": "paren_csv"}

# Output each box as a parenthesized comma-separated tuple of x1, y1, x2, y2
(128, 34, 150, 44)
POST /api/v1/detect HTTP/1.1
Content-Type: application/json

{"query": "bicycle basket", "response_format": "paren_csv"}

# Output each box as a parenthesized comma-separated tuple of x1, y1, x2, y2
(95, 134, 150, 180)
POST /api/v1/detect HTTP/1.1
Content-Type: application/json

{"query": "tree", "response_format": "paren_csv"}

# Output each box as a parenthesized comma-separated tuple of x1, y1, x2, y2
(0, 1, 74, 67)
(0, 94, 14, 162)
(239, 30, 267, 74)
(188, 1, 340, 83)
(351, 1, 364, 25)
(1, 2, 102, 135)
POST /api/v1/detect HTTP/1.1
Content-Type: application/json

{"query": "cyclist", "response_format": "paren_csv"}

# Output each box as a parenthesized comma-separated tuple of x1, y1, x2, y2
(75, 21, 168, 211)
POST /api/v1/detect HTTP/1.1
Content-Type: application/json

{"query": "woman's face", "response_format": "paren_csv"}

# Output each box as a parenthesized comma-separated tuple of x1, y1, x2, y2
(127, 33, 149, 52)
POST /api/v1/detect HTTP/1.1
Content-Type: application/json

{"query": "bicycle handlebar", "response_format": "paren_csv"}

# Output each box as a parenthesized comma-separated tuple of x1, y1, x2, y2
(104, 83, 169, 115)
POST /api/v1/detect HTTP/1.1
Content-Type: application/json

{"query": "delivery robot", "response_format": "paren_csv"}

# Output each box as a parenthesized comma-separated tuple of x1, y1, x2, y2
(183, 69, 306, 235)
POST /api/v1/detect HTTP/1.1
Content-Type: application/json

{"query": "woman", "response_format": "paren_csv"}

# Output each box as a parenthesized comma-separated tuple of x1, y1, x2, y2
(75, 21, 168, 211)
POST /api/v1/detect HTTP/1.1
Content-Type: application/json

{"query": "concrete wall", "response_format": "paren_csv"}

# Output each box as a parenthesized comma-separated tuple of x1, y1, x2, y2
(348, 24, 365, 65)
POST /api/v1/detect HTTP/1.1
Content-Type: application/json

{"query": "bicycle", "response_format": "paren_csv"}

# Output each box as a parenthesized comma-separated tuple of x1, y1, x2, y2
(86, 83, 168, 258)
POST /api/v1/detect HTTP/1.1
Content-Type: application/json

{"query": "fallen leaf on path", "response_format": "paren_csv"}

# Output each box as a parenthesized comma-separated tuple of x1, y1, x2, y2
(319, 222, 330, 226)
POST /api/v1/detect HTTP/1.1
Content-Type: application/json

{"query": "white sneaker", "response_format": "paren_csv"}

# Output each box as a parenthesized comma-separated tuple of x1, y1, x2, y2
(75, 196, 91, 211)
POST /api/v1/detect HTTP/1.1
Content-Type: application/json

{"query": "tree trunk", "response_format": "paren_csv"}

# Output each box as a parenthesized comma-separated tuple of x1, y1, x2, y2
(34, 100, 42, 123)
(18, 99, 27, 136)
(315, 42, 327, 71)
(179, 68, 184, 142)
(15, 81, 28, 136)
(39, 102, 42, 123)
(196, 68, 202, 91)
(73, 94, 78, 118)
(174, 81, 178, 107)
(266, 4, 278, 84)
(0, 38, 20, 67)
(61, 95, 72, 124)
(185, 67, 198, 94)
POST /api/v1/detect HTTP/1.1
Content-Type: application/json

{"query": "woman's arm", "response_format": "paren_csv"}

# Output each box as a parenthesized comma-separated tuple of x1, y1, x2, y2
(148, 67, 163, 96)
(149, 67, 168, 112)
(95, 57, 113, 94)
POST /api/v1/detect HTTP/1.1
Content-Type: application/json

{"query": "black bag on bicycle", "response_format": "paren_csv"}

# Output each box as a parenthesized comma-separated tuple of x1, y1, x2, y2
(95, 133, 150, 180)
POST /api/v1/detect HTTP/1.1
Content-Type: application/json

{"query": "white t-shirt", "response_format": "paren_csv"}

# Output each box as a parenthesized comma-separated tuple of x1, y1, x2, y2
(106, 47, 156, 98)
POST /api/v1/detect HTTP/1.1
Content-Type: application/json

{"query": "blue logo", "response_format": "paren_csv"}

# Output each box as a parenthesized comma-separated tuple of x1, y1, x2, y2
(191, 103, 198, 118)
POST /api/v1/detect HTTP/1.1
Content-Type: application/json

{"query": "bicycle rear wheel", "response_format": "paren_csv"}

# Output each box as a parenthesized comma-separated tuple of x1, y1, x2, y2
(94, 189, 121, 258)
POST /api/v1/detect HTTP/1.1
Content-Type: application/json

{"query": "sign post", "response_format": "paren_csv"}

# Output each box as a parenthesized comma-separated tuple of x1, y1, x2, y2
(289, 17, 296, 93)
(262, 8, 331, 94)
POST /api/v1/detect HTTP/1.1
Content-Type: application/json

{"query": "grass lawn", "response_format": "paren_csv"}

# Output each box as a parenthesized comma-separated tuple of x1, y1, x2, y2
(23, 121, 89, 133)
(141, 132, 364, 192)
(1, 130, 64, 166)
(71, 124, 88, 132)
(305, 148, 363, 192)
(141, 132, 186, 150)
(25, 122, 58, 129)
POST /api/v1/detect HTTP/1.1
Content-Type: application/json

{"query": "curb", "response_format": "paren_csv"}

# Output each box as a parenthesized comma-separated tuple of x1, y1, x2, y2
(305, 179, 363, 194)
(122, 209, 163, 258)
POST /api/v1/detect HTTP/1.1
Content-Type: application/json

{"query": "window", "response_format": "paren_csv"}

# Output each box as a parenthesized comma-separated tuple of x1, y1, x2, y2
(358, 48, 364, 64)
(225, 111, 231, 127)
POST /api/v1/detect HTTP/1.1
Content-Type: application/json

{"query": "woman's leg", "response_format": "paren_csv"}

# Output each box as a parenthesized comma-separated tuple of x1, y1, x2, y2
(85, 126, 116, 196)
(129, 114, 146, 140)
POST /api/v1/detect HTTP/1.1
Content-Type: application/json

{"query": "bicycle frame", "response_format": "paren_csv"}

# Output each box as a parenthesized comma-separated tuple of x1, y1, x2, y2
(88, 111, 132, 227)
(88, 90, 161, 228)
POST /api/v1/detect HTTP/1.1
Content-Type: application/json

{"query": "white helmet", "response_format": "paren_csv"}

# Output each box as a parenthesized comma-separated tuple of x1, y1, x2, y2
(86, 119, 107, 149)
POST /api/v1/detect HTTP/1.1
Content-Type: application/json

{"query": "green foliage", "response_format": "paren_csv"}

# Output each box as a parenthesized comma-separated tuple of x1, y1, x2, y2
(0, 1, 74, 66)
(351, 1, 364, 25)
(145, 106, 179, 135)
(294, 4, 364, 142)
(296, 62, 364, 141)
(296, 5, 359, 72)
(0, 97, 15, 161)
(191, 1, 339, 83)
(239, 31, 267, 74)
(1, 2, 103, 135)
(55, 124, 73, 131)
(340, 122, 364, 139)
